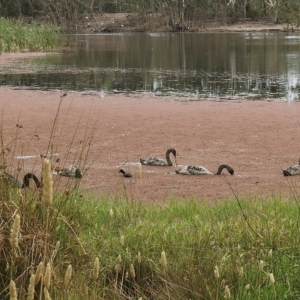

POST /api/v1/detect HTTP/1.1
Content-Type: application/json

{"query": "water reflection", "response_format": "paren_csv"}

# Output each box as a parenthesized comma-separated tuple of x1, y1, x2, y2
(0, 32, 300, 100)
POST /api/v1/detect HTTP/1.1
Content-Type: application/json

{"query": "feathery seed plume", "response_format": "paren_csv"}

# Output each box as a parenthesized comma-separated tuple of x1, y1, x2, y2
(120, 235, 125, 246)
(129, 264, 136, 279)
(258, 260, 264, 272)
(268, 249, 273, 258)
(35, 261, 44, 285)
(27, 274, 36, 300)
(64, 264, 72, 288)
(214, 266, 220, 279)
(44, 262, 51, 290)
(161, 251, 167, 269)
(269, 273, 275, 284)
(137, 163, 142, 178)
(10, 214, 20, 250)
(224, 285, 231, 299)
(93, 257, 100, 280)
(44, 288, 52, 300)
(136, 251, 142, 263)
(10, 280, 18, 300)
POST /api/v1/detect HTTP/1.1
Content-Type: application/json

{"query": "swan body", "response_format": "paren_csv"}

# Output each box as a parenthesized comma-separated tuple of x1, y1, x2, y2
(283, 158, 300, 176)
(59, 166, 83, 178)
(175, 164, 234, 175)
(140, 148, 177, 166)
(119, 169, 132, 178)
(2, 172, 41, 188)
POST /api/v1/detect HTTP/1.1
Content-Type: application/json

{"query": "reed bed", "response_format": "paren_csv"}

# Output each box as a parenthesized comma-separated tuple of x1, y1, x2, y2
(0, 18, 60, 53)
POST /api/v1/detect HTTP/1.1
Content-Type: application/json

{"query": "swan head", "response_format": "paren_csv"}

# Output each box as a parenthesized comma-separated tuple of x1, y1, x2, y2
(168, 148, 177, 157)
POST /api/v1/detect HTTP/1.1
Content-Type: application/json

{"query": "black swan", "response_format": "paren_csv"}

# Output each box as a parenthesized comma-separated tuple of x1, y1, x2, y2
(3, 172, 41, 188)
(283, 158, 300, 176)
(140, 148, 177, 166)
(175, 164, 234, 175)
(58, 166, 83, 178)
(119, 169, 132, 178)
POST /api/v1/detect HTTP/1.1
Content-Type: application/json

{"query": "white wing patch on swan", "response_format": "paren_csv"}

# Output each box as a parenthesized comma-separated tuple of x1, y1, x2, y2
(176, 165, 213, 175)
(284, 165, 300, 176)
(144, 157, 168, 166)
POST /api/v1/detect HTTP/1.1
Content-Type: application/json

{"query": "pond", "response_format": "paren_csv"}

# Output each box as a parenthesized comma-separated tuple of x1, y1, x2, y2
(1, 32, 300, 101)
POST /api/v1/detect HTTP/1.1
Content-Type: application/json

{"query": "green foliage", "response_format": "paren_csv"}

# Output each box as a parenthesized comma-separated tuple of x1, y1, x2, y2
(1, 0, 300, 31)
(0, 18, 60, 52)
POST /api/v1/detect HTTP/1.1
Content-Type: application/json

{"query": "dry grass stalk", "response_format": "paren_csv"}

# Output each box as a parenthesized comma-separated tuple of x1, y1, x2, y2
(43, 159, 53, 207)
(10, 214, 20, 250)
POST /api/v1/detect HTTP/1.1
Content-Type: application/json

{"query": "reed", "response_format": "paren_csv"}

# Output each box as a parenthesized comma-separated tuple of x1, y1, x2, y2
(0, 18, 60, 53)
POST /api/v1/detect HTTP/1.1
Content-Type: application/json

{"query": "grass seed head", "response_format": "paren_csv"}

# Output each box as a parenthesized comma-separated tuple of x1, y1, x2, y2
(10, 214, 20, 250)
(137, 251, 142, 264)
(93, 257, 100, 280)
(238, 267, 244, 277)
(268, 249, 273, 258)
(258, 260, 264, 272)
(44, 262, 51, 289)
(27, 274, 36, 300)
(120, 235, 125, 246)
(35, 262, 44, 285)
(224, 285, 231, 299)
(10, 280, 18, 300)
(44, 287, 51, 300)
(64, 264, 72, 288)
(161, 251, 167, 269)
(129, 264, 136, 279)
(214, 266, 220, 279)
(269, 273, 275, 284)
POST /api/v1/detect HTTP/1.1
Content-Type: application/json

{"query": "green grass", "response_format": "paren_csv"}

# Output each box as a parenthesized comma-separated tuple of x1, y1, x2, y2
(1, 182, 300, 299)
(0, 18, 60, 53)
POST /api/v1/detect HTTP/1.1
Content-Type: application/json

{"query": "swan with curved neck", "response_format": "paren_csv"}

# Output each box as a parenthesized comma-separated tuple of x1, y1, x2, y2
(283, 158, 300, 176)
(140, 148, 177, 166)
(175, 164, 234, 175)
(3, 172, 41, 188)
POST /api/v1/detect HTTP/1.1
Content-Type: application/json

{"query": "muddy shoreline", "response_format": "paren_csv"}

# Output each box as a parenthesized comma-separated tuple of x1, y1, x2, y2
(1, 79, 300, 202)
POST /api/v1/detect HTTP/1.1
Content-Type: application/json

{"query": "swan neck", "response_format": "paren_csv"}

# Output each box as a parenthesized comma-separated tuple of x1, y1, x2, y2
(166, 152, 173, 166)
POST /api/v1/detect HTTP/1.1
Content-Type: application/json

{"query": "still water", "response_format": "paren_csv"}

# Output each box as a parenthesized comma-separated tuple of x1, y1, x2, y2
(1, 32, 300, 100)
